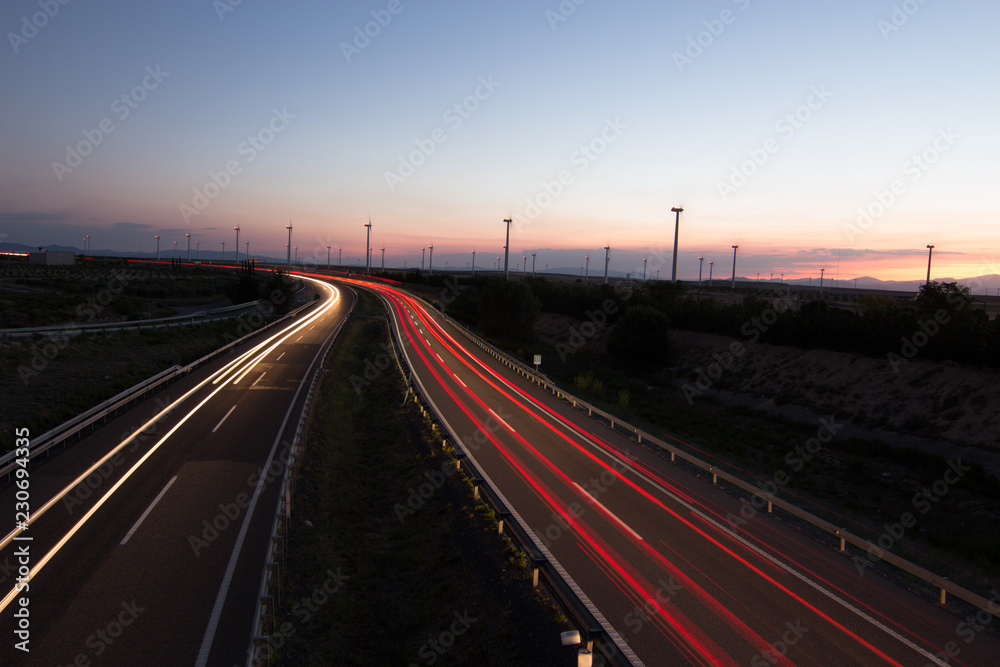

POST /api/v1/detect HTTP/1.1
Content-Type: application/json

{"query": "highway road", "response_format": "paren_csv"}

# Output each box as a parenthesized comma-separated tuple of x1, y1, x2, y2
(0, 274, 353, 666)
(350, 277, 1000, 667)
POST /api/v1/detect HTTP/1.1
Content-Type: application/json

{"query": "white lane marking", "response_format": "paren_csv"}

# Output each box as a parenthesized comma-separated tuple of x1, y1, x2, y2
(436, 353, 444, 362)
(194, 289, 347, 667)
(296, 335, 303, 342)
(276, 352, 285, 361)
(594, 450, 948, 666)
(454, 374, 467, 388)
(211, 405, 237, 433)
(120, 476, 177, 545)
(488, 408, 514, 433)
(251, 372, 266, 387)
(574, 482, 643, 541)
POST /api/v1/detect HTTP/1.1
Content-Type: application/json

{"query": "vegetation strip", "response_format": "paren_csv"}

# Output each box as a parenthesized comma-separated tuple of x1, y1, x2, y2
(273, 291, 568, 666)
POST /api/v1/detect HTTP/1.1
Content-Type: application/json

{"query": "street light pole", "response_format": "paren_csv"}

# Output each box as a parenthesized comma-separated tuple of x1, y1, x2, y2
(698, 256, 704, 286)
(186, 233, 191, 261)
(471, 250, 476, 276)
(195, 241, 199, 259)
(532, 252, 536, 276)
(708, 261, 713, 287)
(155, 235, 160, 260)
(381, 246, 385, 270)
(503, 218, 512, 278)
(603, 245, 610, 285)
(642, 258, 647, 281)
(731, 245, 739, 289)
(286, 221, 292, 267)
(234, 225, 240, 262)
(670, 207, 683, 282)
(926, 244, 935, 286)
(429, 244, 434, 274)
(585, 256, 589, 278)
(327, 245, 331, 268)
(421, 247, 425, 272)
(820, 267, 825, 297)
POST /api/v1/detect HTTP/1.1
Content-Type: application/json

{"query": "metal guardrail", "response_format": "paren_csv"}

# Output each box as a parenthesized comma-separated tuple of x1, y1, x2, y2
(373, 289, 638, 666)
(1, 297, 318, 482)
(0, 300, 265, 339)
(431, 307, 1000, 622)
(245, 287, 354, 667)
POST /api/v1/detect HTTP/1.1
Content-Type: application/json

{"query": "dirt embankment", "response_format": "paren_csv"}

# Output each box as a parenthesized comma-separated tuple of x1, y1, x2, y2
(670, 329, 1000, 476)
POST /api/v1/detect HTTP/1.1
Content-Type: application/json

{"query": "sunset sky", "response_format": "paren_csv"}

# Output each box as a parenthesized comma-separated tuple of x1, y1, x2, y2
(1, 1, 997, 283)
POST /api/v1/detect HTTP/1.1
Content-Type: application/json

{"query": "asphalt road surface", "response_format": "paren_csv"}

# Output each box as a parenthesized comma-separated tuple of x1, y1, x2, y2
(0, 275, 353, 666)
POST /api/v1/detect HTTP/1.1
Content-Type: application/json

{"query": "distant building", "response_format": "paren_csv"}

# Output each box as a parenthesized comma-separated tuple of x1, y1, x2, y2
(28, 251, 76, 265)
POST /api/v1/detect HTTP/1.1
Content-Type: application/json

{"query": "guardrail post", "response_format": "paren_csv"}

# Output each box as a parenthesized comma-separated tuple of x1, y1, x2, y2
(498, 511, 510, 535)
(473, 478, 483, 501)
(532, 558, 545, 587)
(709, 468, 717, 484)
(836, 530, 846, 552)
(940, 587, 947, 605)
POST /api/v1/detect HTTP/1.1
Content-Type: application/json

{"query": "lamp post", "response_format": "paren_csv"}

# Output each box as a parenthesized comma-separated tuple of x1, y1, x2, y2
(522, 255, 526, 274)
(926, 245, 935, 285)
(503, 218, 512, 278)
(173, 240, 177, 258)
(603, 245, 610, 285)
(421, 247, 425, 272)
(286, 221, 292, 267)
(222, 241, 225, 261)
(731, 245, 739, 289)
(195, 241, 199, 259)
(381, 246, 385, 270)
(532, 252, 536, 276)
(155, 235, 160, 260)
(820, 268, 825, 297)
(428, 244, 434, 274)
(338, 247, 342, 266)
(327, 245, 331, 268)
(186, 233, 191, 261)
(698, 257, 704, 286)
(234, 225, 240, 262)
(585, 256, 589, 278)
(471, 250, 476, 276)
(708, 261, 713, 287)
(670, 207, 683, 282)
(642, 258, 647, 281)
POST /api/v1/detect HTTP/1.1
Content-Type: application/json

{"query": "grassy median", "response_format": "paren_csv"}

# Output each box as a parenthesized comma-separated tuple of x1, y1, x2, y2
(275, 291, 569, 666)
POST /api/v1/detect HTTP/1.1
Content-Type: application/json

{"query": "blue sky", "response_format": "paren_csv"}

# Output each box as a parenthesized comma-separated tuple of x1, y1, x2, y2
(1, 0, 997, 281)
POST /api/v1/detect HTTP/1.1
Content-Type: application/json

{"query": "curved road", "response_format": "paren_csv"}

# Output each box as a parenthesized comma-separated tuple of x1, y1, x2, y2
(349, 276, 1000, 667)
(0, 275, 353, 666)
